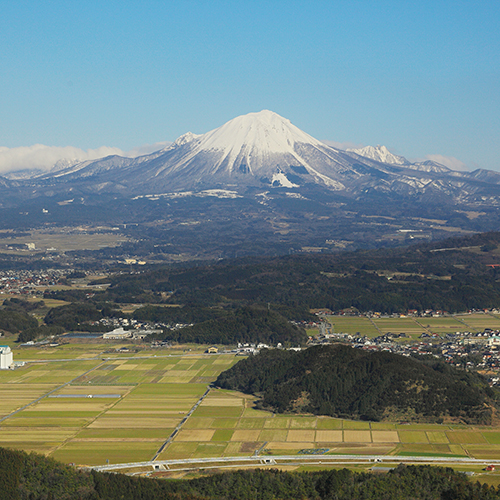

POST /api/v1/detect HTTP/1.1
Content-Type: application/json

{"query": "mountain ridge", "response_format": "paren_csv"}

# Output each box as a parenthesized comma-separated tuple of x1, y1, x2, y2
(1, 110, 500, 214)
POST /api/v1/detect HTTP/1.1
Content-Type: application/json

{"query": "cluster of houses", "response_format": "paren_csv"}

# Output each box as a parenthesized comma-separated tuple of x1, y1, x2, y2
(310, 325, 500, 384)
(324, 308, 500, 319)
(0, 269, 67, 295)
(94, 316, 192, 333)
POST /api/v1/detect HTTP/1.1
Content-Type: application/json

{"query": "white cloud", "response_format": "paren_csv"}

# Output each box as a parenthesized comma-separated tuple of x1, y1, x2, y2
(424, 154, 469, 172)
(0, 142, 172, 175)
(0, 144, 124, 175)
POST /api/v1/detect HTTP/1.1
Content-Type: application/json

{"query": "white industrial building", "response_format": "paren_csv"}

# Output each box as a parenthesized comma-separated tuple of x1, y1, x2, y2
(0, 346, 13, 369)
(102, 327, 132, 340)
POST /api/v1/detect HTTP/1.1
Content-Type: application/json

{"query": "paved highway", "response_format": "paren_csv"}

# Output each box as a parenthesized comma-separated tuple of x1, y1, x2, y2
(89, 454, 500, 474)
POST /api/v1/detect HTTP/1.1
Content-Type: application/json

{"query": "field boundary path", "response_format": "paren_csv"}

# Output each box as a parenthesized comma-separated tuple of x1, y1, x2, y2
(366, 316, 382, 335)
(151, 386, 212, 461)
(0, 360, 106, 424)
(452, 315, 478, 333)
(410, 317, 433, 335)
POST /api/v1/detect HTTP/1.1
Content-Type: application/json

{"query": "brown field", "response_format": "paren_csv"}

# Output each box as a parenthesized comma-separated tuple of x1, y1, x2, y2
(88, 417, 180, 429)
(343, 431, 372, 443)
(267, 442, 315, 450)
(371, 431, 399, 443)
(200, 398, 242, 407)
(231, 430, 261, 441)
(176, 429, 215, 442)
(259, 429, 288, 442)
(287, 430, 316, 442)
(315, 430, 343, 442)
(4, 344, 500, 466)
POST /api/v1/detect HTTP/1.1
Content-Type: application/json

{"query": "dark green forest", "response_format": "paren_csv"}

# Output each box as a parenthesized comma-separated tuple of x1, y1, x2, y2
(2, 446, 500, 500)
(87, 231, 500, 314)
(10, 231, 500, 344)
(215, 345, 499, 424)
(150, 307, 307, 346)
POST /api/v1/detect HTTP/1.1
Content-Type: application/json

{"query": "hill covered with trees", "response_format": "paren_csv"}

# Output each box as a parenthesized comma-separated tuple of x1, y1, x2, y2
(13, 231, 500, 344)
(2, 446, 500, 500)
(84, 231, 500, 314)
(151, 306, 307, 346)
(215, 345, 500, 424)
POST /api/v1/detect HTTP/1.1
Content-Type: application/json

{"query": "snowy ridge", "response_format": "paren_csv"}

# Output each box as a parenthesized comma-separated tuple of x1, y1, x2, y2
(197, 110, 323, 155)
(161, 110, 325, 175)
(16, 109, 499, 204)
(347, 145, 408, 165)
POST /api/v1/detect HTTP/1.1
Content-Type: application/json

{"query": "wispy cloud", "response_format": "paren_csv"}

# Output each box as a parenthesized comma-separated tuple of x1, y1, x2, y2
(0, 145, 123, 175)
(0, 142, 171, 175)
(424, 154, 469, 172)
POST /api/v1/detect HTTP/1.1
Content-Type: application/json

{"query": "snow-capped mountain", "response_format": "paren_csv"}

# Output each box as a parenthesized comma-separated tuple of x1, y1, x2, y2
(346, 145, 453, 174)
(5, 110, 500, 205)
(347, 145, 408, 165)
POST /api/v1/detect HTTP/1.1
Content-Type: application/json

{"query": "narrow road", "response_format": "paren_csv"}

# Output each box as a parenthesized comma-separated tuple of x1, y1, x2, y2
(411, 317, 433, 336)
(366, 315, 382, 335)
(452, 315, 478, 334)
(151, 386, 212, 461)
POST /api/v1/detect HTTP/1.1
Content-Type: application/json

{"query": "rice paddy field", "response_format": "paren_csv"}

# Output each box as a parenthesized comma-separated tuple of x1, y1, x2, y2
(2, 313, 500, 468)
(326, 312, 500, 339)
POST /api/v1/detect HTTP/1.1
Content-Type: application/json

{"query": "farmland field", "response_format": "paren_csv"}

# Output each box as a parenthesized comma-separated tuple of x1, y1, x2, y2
(327, 317, 378, 337)
(1, 337, 500, 467)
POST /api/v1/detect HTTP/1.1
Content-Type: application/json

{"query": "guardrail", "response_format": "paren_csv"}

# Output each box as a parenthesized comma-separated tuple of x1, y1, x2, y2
(88, 454, 500, 473)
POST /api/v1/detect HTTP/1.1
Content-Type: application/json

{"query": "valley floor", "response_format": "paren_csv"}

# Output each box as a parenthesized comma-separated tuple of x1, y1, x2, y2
(2, 341, 500, 483)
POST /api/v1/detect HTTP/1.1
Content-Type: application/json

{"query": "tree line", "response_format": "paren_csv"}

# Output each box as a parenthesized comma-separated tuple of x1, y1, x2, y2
(2, 446, 500, 499)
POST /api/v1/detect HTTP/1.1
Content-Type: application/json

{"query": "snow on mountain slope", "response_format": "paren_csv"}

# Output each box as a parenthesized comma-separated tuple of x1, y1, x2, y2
(347, 145, 408, 165)
(348, 145, 452, 174)
(403, 160, 451, 174)
(106, 110, 350, 191)
(19, 110, 500, 204)
(152, 110, 327, 176)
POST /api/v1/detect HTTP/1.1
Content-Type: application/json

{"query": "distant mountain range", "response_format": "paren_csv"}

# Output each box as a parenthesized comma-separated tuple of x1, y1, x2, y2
(2, 110, 500, 205)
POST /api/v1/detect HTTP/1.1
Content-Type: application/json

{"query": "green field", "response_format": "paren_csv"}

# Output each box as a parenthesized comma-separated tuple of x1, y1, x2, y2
(1, 341, 500, 466)
(327, 317, 379, 336)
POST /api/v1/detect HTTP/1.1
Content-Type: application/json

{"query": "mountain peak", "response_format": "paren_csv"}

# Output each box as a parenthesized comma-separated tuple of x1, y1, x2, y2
(348, 145, 408, 165)
(194, 110, 323, 155)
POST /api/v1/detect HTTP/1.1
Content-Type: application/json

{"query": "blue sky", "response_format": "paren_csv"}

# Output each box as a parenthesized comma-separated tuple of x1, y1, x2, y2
(1, 0, 499, 171)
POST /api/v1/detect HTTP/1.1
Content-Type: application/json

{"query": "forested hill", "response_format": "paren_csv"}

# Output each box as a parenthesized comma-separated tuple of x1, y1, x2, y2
(215, 345, 499, 424)
(80, 230, 500, 314)
(153, 306, 307, 345)
(2, 446, 500, 500)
